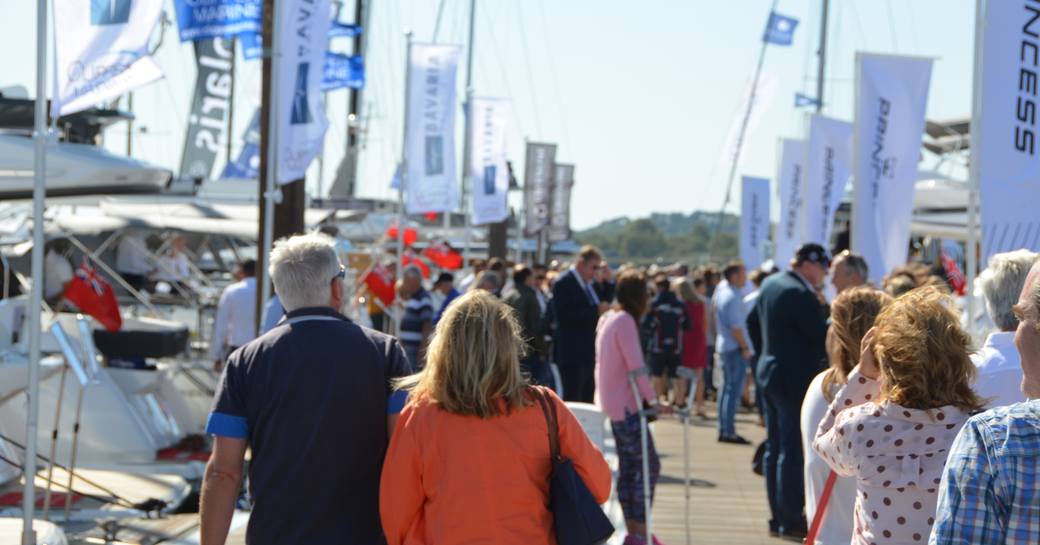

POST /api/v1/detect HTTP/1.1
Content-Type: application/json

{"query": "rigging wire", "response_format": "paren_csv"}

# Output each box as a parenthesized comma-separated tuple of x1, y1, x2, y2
(477, 4, 527, 138)
(885, 0, 900, 52)
(536, 0, 571, 153)
(431, 0, 448, 42)
(513, 1, 544, 138)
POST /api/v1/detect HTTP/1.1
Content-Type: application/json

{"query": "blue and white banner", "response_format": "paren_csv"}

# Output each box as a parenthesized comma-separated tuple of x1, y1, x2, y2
(763, 12, 799, 46)
(803, 115, 853, 248)
(852, 53, 933, 283)
(173, 0, 261, 42)
(468, 97, 512, 225)
(404, 43, 462, 213)
(974, 0, 1040, 262)
(180, 37, 235, 180)
(221, 108, 260, 179)
(741, 176, 771, 270)
(321, 53, 364, 91)
(774, 138, 806, 264)
(52, 0, 165, 116)
(275, 0, 331, 184)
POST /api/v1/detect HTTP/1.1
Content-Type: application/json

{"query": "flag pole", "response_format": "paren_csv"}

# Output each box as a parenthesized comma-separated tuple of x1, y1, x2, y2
(256, 0, 282, 333)
(460, 0, 477, 264)
(966, 0, 986, 340)
(397, 31, 414, 336)
(23, 0, 48, 542)
(709, 0, 779, 258)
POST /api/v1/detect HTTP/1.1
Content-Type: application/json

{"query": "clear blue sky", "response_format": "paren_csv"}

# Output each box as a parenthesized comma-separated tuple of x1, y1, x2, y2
(1, 0, 975, 230)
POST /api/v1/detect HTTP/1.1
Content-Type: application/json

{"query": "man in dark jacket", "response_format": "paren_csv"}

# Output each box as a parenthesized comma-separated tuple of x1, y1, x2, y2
(747, 243, 829, 541)
(551, 246, 608, 402)
(643, 274, 691, 404)
(505, 265, 551, 386)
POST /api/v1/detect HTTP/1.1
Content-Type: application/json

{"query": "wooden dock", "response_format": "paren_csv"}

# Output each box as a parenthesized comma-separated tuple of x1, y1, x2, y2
(648, 407, 790, 545)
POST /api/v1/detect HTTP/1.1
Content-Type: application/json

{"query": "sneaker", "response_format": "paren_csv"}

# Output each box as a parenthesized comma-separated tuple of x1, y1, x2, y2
(718, 434, 752, 445)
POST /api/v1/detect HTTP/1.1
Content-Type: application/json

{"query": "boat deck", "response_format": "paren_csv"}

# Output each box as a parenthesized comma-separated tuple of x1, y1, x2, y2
(650, 408, 788, 545)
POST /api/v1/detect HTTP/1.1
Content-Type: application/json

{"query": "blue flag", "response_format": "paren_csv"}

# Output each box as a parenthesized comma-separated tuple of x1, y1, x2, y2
(389, 163, 403, 190)
(763, 12, 798, 46)
(221, 109, 261, 180)
(240, 32, 262, 60)
(795, 92, 821, 108)
(174, 0, 262, 42)
(328, 22, 362, 38)
(321, 53, 365, 91)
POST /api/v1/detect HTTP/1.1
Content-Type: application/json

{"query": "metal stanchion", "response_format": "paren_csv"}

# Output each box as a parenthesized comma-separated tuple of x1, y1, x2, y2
(676, 366, 699, 545)
(627, 367, 654, 545)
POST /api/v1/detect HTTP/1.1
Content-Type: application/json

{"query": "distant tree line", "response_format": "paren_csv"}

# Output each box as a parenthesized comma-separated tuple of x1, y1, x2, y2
(574, 212, 740, 264)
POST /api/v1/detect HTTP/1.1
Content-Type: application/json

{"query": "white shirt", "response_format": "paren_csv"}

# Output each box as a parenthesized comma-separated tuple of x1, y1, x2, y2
(211, 277, 258, 360)
(116, 234, 152, 275)
(801, 371, 857, 545)
(458, 272, 477, 293)
(154, 252, 190, 283)
(971, 331, 1027, 409)
(44, 250, 74, 299)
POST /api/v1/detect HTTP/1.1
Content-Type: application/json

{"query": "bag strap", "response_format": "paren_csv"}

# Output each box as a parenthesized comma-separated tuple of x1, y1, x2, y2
(533, 386, 561, 460)
(805, 470, 838, 544)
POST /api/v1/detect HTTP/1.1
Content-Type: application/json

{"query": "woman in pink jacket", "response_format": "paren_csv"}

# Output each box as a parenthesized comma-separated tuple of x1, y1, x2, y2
(596, 270, 667, 545)
(813, 287, 983, 544)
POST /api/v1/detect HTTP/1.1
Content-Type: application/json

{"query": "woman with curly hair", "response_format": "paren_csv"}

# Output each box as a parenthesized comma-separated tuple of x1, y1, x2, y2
(800, 287, 891, 544)
(813, 287, 983, 544)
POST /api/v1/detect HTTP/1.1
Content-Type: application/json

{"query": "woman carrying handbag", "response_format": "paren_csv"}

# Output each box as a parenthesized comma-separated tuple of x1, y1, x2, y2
(380, 291, 613, 545)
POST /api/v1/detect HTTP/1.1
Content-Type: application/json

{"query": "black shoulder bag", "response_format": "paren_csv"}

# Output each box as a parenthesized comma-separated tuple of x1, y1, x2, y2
(534, 387, 615, 545)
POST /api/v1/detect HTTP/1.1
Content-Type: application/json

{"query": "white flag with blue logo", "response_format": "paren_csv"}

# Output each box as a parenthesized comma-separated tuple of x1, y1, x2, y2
(468, 97, 511, 226)
(741, 176, 771, 271)
(774, 138, 806, 264)
(404, 43, 462, 214)
(852, 53, 933, 283)
(763, 12, 798, 46)
(52, 0, 165, 117)
(803, 115, 853, 248)
(275, 0, 331, 184)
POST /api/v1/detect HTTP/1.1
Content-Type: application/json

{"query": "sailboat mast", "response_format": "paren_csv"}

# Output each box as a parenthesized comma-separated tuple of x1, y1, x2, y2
(815, 0, 829, 113)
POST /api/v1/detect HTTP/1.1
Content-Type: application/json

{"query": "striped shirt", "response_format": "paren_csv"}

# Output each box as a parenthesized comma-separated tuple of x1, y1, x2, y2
(400, 287, 434, 350)
(930, 400, 1040, 544)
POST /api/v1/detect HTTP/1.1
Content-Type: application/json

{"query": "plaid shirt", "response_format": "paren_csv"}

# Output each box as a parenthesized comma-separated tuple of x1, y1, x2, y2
(930, 400, 1040, 544)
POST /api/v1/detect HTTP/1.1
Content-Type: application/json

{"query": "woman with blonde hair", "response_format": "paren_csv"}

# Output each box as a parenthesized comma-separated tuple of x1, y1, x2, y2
(813, 287, 983, 544)
(380, 291, 611, 545)
(800, 287, 891, 544)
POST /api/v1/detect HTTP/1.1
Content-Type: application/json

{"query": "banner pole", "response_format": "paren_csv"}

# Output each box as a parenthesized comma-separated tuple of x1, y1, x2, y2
(461, 0, 477, 262)
(23, 0, 47, 541)
(258, 0, 283, 335)
(966, 0, 986, 340)
(398, 31, 414, 337)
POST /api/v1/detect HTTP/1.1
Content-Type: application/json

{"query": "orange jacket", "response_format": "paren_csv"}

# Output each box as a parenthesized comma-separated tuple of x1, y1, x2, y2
(380, 389, 612, 545)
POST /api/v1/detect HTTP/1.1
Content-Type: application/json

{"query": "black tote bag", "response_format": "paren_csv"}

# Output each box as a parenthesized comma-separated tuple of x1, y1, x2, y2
(534, 387, 615, 545)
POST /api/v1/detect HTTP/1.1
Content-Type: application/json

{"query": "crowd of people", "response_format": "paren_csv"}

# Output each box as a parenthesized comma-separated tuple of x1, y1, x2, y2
(197, 232, 1040, 545)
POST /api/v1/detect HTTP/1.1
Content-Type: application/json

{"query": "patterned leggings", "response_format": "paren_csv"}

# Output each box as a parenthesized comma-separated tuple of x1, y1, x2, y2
(611, 412, 661, 523)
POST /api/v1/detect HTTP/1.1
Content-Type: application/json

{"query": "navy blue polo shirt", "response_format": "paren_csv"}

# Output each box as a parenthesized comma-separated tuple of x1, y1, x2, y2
(207, 306, 411, 545)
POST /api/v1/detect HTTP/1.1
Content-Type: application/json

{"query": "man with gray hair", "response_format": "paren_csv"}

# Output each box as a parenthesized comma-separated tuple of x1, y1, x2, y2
(199, 233, 411, 545)
(829, 250, 869, 294)
(972, 249, 1039, 408)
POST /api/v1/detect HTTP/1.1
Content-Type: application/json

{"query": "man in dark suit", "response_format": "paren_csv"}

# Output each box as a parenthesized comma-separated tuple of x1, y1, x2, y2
(748, 243, 829, 541)
(552, 246, 609, 402)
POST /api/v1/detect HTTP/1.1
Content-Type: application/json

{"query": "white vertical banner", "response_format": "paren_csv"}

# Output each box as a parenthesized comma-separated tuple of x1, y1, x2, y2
(774, 138, 806, 264)
(803, 115, 853, 248)
(404, 43, 462, 213)
(275, 0, 332, 184)
(468, 97, 512, 225)
(52, 0, 165, 117)
(741, 176, 771, 271)
(974, 0, 1040, 262)
(852, 53, 933, 283)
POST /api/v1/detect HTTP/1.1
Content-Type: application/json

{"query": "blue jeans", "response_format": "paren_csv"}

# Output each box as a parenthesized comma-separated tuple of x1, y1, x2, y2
(717, 349, 748, 438)
(762, 385, 806, 535)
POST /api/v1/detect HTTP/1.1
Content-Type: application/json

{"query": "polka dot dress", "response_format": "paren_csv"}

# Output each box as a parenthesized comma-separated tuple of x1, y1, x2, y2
(812, 368, 968, 545)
